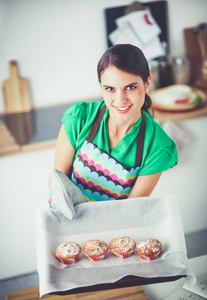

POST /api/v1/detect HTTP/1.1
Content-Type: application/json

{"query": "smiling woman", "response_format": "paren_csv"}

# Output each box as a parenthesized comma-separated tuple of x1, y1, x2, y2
(52, 44, 178, 202)
(97, 44, 152, 115)
(100, 66, 150, 139)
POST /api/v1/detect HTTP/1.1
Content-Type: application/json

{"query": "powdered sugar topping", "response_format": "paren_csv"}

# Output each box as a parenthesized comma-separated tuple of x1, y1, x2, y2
(57, 242, 81, 258)
(83, 239, 108, 257)
(136, 238, 162, 255)
(110, 236, 136, 253)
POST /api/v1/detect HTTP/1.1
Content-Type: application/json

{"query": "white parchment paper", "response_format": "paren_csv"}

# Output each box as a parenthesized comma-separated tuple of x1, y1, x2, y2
(36, 194, 196, 297)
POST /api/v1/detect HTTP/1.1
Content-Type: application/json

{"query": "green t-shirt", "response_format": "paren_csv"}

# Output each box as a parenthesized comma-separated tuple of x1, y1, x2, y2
(62, 100, 178, 176)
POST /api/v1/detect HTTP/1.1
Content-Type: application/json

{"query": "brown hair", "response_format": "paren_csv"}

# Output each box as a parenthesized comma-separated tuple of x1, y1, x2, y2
(97, 44, 152, 115)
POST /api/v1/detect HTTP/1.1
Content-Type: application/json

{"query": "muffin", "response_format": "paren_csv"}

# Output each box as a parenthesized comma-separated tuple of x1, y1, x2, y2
(109, 236, 136, 259)
(82, 239, 109, 261)
(136, 238, 162, 261)
(56, 241, 81, 265)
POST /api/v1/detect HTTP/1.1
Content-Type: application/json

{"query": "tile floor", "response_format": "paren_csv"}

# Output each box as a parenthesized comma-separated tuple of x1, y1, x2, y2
(1, 229, 207, 300)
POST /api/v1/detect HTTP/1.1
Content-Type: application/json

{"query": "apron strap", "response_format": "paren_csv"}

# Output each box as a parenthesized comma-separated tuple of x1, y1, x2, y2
(87, 105, 146, 167)
(87, 105, 106, 142)
(135, 112, 146, 167)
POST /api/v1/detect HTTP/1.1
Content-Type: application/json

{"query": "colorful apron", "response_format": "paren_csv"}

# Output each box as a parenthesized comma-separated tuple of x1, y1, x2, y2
(71, 106, 146, 202)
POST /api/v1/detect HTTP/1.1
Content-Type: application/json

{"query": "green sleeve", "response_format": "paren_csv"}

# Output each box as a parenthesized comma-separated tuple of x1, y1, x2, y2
(139, 113, 178, 176)
(61, 103, 85, 150)
(139, 139, 178, 176)
(61, 101, 105, 152)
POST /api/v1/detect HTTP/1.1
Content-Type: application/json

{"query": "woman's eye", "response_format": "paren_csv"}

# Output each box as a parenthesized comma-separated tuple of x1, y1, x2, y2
(126, 85, 136, 90)
(105, 87, 114, 92)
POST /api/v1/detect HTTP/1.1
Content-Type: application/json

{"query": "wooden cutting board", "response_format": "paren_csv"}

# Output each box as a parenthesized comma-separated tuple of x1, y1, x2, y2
(2, 60, 32, 114)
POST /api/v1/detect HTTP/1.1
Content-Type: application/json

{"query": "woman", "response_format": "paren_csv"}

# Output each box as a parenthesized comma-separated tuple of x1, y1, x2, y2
(53, 44, 177, 201)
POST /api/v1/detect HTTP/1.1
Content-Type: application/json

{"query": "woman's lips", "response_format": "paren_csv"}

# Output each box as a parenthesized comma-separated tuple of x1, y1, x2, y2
(115, 106, 131, 114)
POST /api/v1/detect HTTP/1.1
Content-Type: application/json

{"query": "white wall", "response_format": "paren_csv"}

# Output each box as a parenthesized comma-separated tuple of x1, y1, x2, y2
(0, 147, 56, 280)
(0, 0, 207, 113)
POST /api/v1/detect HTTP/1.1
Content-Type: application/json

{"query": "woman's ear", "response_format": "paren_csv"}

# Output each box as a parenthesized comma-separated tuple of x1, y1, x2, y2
(145, 74, 152, 93)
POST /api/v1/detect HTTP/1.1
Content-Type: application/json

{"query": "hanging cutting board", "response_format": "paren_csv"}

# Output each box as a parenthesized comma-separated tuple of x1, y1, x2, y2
(2, 60, 32, 114)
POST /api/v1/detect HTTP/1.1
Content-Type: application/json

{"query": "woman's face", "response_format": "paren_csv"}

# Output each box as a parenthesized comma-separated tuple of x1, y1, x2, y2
(100, 66, 151, 123)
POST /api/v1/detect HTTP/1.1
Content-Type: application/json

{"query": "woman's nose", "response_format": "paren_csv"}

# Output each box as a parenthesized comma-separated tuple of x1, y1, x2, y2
(114, 90, 127, 104)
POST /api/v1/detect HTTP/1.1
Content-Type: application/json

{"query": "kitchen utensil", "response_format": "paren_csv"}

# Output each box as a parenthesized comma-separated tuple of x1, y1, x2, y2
(2, 61, 32, 114)
(158, 42, 173, 88)
(149, 60, 160, 91)
(173, 56, 190, 85)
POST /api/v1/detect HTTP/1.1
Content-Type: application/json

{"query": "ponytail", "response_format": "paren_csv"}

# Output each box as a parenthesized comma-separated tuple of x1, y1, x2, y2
(142, 94, 154, 118)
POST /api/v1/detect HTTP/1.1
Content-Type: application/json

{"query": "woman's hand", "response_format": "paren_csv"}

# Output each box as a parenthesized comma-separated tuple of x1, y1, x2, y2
(128, 173, 162, 198)
(53, 124, 76, 176)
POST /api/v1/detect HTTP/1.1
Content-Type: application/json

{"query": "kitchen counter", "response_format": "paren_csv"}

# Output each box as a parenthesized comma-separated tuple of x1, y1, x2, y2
(0, 103, 73, 156)
(1, 97, 207, 157)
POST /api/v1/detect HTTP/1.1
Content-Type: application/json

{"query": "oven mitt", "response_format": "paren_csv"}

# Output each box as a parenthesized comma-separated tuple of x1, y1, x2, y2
(49, 169, 85, 220)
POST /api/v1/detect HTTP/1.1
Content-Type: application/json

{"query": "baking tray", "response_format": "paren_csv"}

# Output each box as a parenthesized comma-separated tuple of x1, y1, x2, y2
(36, 195, 195, 297)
